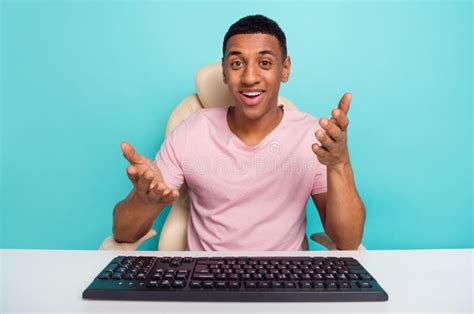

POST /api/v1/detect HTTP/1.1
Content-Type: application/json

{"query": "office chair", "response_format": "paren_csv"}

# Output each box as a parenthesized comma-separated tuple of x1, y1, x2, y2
(100, 62, 366, 252)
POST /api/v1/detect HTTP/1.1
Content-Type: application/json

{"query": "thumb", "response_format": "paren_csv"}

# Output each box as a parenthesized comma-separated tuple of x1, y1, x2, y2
(338, 92, 352, 115)
(121, 141, 147, 165)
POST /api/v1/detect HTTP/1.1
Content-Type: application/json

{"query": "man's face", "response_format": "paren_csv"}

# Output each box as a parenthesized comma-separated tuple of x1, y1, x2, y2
(222, 33, 291, 120)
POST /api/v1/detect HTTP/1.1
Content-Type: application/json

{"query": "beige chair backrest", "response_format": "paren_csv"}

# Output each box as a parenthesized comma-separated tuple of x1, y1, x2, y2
(157, 62, 297, 250)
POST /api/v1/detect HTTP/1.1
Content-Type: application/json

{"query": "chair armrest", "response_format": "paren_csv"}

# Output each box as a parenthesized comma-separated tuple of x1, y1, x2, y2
(310, 232, 366, 251)
(99, 229, 157, 251)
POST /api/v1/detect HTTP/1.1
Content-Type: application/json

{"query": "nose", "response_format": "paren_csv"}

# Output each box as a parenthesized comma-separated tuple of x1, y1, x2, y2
(241, 63, 260, 86)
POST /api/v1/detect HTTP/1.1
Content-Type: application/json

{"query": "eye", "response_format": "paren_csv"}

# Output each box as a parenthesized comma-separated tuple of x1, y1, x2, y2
(260, 60, 272, 68)
(231, 60, 242, 69)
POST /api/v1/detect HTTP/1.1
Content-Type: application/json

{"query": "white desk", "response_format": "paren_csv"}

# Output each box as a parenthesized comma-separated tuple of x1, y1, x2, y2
(1, 249, 472, 313)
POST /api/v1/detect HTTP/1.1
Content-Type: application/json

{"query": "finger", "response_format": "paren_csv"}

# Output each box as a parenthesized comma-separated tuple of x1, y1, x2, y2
(163, 189, 180, 203)
(331, 108, 349, 131)
(149, 182, 167, 199)
(315, 129, 335, 151)
(311, 143, 329, 161)
(337, 92, 352, 115)
(319, 118, 342, 141)
(136, 170, 154, 192)
(150, 184, 178, 203)
(126, 165, 140, 185)
(121, 141, 147, 165)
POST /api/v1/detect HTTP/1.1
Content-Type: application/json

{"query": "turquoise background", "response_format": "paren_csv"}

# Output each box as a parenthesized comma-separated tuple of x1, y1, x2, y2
(1, 0, 472, 250)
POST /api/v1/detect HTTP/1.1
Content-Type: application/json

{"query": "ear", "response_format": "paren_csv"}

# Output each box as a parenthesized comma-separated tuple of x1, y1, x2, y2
(281, 56, 291, 83)
(221, 58, 227, 84)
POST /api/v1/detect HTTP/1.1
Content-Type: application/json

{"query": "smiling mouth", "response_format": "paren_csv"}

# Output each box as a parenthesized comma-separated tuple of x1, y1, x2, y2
(239, 91, 265, 106)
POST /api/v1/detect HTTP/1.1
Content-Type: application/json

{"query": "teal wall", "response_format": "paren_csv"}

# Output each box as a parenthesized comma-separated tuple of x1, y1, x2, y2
(1, 0, 472, 250)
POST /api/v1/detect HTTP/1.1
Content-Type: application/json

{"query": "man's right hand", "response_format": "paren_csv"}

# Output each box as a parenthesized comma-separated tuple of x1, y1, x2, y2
(121, 141, 179, 206)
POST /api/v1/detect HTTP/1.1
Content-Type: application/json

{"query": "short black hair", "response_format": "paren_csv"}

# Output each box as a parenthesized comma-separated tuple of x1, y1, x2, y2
(222, 15, 287, 60)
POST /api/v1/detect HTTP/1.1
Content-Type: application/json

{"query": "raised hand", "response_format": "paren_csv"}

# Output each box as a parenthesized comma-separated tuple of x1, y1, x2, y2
(121, 141, 179, 206)
(312, 92, 352, 167)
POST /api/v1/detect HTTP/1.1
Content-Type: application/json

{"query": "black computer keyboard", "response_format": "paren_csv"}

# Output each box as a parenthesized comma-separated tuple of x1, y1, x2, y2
(83, 255, 388, 302)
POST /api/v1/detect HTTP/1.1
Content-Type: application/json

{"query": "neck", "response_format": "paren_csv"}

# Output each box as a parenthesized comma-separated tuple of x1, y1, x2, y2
(227, 105, 283, 140)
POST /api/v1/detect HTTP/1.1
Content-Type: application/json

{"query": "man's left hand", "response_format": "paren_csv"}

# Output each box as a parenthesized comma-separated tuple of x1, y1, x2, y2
(312, 92, 352, 167)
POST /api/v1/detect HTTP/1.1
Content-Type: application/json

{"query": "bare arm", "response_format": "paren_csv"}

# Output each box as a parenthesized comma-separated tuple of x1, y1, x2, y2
(311, 92, 366, 250)
(113, 188, 166, 243)
(312, 163, 366, 250)
(113, 142, 179, 243)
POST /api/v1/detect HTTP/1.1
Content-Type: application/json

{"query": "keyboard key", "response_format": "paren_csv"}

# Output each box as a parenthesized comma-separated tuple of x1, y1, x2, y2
(202, 281, 214, 289)
(258, 282, 271, 288)
(324, 274, 335, 280)
(164, 274, 175, 280)
(123, 273, 135, 280)
(313, 281, 325, 290)
(216, 274, 227, 280)
(146, 280, 159, 288)
(299, 282, 312, 289)
(325, 281, 338, 290)
(192, 273, 214, 280)
(215, 281, 227, 289)
(136, 273, 147, 280)
(111, 256, 126, 265)
(356, 281, 372, 289)
(111, 273, 123, 280)
(284, 282, 297, 288)
(338, 281, 351, 290)
(172, 280, 186, 288)
(98, 272, 111, 280)
(104, 264, 118, 273)
(359, 273, 373, 281)
(336, 274, 347, 280)
(194, 266, 210, 273)
(190, 281, 201, 289)
(170, 261, 181, 267)
(347, 273, 359, 280)
(152, 273, 162, 280)
(176, 273, 188, 280)
(273, 282, 284, 288)
(228, 281, 240, 289)
(244, 282, 257, 288)
(241, 274, 251, 280)
(160, 280, 171, 289)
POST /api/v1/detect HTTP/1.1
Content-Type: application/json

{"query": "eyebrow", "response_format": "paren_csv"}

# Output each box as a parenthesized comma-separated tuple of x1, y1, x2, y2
(226, 50, 277, 59)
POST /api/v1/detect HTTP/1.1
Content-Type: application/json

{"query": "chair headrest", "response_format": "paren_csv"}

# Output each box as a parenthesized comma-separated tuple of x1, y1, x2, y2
(195, 62, 234, 108)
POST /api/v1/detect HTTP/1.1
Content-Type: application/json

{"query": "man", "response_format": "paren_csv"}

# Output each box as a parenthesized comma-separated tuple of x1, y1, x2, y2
(113, 15, 365, 250)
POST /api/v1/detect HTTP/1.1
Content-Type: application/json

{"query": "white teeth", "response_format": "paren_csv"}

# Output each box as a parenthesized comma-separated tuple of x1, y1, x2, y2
(242, 91, 262, 97)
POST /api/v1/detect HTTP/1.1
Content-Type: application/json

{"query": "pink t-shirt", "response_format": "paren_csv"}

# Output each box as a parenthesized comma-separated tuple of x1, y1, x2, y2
(154, 104, 327, 251)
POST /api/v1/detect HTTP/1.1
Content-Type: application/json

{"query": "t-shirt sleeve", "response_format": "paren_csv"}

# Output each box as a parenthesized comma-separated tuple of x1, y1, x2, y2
(310, 119, 328, 195)
(153, 119, 187, 191)
(311, 161, 327, 195)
